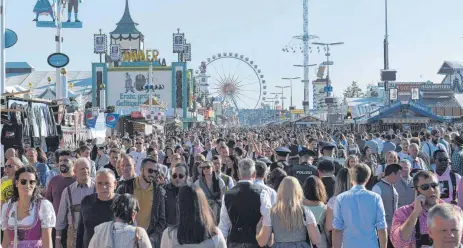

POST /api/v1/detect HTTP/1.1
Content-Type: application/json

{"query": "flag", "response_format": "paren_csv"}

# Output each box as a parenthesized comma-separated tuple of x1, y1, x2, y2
(106, 113, 119, 129)
(85, 111, 98, 128)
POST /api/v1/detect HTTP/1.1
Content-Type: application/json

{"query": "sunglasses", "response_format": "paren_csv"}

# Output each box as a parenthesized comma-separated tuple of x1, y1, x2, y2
(147, 168, 159, 174)
(201, 166, 212, 170)
(5, 164, 15, 169)
(419, 182, 439, 191)
(19, 179, 37, 186)
(172, 173, 185, 179)
(136, 142, 143, 145)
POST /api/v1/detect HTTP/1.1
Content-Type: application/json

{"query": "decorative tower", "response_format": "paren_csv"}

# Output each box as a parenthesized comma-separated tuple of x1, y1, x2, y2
(110, 0, 144, 52)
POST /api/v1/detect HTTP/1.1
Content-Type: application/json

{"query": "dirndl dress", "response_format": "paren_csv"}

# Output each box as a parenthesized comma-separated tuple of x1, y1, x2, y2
(4, 201, 43, 248)
(33, 0, 53, 15)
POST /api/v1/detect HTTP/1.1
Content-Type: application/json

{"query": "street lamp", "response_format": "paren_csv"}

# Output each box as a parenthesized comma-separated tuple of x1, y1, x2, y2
(281, 77, 300, 108)
(276, 85, 291, 110)
(312, 42, 344, 97)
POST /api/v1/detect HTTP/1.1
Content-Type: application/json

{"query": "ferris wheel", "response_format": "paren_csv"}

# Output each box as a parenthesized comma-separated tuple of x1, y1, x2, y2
(197, 53, 266, 111)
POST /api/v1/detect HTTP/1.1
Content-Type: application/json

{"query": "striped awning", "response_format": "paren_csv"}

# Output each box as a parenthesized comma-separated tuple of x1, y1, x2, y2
(381, 117, 430, 124)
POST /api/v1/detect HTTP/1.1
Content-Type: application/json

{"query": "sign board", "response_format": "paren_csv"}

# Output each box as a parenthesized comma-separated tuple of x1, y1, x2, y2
(291, 109, 304, 114)
(94, 34, 107, 54)
(328, 113, 344, 125)
(387, 82, 423, 89)
(420, 84, 452, 90)
(172, 33, 185, 53)
(107, 70, 173, 109)
(5, 29, 18, 48)
(411, 88, 419, 100)
(130, 111, 144, 119)
(397, 84, 420, 101)
(184, 43, 191, 61)
(322, 61, 334, 66)
(389, 88, 398, 100)
(110, 44, 122, 61)
(47, 53, 70, 68)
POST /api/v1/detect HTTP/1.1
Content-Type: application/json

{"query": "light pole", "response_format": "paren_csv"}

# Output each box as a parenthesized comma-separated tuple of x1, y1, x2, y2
(293, 64, 316, 112)
(384, 0, 389, 71)
(275, 85, 290, 110)
(312, 42, 344, 97)
(281, 77, 300, 108)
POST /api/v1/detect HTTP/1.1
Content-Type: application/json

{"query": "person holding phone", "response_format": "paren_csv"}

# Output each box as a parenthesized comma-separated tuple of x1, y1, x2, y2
(390, 170, 463, 247)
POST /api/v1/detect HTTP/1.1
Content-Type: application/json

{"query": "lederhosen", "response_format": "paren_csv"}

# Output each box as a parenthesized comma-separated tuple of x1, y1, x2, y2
(68, 0, 78, 13)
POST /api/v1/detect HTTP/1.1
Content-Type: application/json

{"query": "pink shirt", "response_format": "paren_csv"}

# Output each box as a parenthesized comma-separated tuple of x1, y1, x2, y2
(434, 167, 461, 204)
(390, 201, 463, 248)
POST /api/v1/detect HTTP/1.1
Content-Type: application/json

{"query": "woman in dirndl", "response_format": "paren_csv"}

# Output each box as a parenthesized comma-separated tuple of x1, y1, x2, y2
(33, 0, 55, 22)
(1, 166, 56, 248)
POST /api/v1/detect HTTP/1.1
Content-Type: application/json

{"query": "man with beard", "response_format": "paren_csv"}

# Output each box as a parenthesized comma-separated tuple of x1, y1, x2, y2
(390, 170, 458, 247)
(422, 130, 448, 162)
(45, 150, 76, 246)
(432, 150, 461, 205)
(56, 157, 94, 248)
(164, 163, 188, 226)
(116, 158, 166, 247)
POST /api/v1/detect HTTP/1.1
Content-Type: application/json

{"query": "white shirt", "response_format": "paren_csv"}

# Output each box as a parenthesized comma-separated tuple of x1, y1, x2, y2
(129, 151, 147, 175)
(218, 180, 272, 238)
(218, 173, 235, 190)
(1, 199, 56, 230)
(254, 179, 277, 206)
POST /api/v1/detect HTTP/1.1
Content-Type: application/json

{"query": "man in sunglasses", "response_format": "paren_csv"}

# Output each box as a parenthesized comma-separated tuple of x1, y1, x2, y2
(116, 158, 166, 247)
(0, 157, 24, 205)
(391, 170, 451, 247)
(164, 163, 189, 226)
(432, 149, 461, 204)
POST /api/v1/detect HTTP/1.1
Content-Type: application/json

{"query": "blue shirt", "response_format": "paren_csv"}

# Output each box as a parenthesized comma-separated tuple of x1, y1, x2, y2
(35, 162, 50, 187)
(332, 185, 387, 248)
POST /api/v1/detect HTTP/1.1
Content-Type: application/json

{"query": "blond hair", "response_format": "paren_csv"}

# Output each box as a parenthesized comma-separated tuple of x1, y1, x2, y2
(272, 176, 305, 231)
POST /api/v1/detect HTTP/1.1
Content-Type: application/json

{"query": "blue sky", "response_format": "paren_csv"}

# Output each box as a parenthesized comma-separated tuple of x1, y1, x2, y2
(5, 0, 463, 109)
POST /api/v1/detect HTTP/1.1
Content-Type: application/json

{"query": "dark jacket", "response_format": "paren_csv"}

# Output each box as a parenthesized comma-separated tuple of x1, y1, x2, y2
(163, 183, 180, 226)
(116, 178, 167, 238)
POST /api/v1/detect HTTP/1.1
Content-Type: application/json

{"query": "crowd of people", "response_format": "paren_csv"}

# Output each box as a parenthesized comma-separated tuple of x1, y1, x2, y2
(1, 124, 463, 248)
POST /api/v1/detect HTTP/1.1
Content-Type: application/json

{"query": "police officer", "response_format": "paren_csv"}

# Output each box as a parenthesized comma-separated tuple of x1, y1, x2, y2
(317, 142, 342, 175)
(290, 148, 319, 186)
(270, 147, 291, 173)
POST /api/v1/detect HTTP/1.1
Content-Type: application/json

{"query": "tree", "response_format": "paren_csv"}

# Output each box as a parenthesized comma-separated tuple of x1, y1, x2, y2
(343, 81, 364, 101)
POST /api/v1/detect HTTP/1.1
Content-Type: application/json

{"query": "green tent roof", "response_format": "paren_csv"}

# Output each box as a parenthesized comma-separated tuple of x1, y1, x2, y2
(110, 0, 143, 35)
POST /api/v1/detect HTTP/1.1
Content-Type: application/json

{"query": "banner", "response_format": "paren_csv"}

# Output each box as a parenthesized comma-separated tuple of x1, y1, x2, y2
(106, 113, 119, 129)
(85, 111, 98, 128)
(110, 44, 122, 61)
(94, 34, 107, 54)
